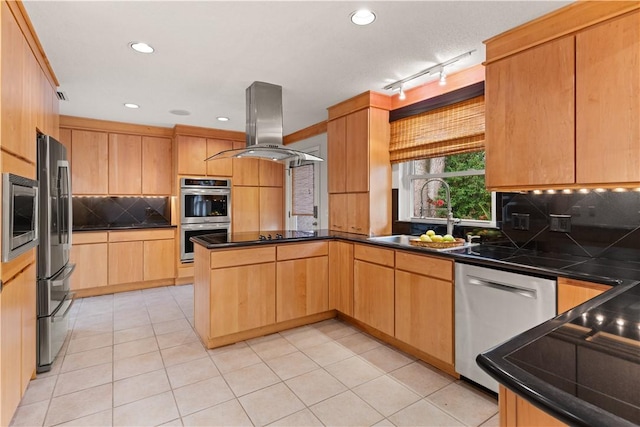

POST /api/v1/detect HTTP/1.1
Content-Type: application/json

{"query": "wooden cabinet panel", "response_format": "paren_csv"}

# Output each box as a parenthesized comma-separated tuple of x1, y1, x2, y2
(327, 116, 347, 194)
(210, 263, 276, 337)
(143, 239, 175, 281)
(395, 270, 454, 364)
(347, 192, 369, 234)
(58, 128, 72, 164)
(206, 139, 233, 177)
(176, 135, 207, 176)
(232, 186, 260, 233)
(354, 244, 394, 267)
(109, 133, 142, 195)
(1, 277, 22, 427)
(276, 256, 329, 322)
(277, 241, 328, 261)
(20, 263, 36, 392)
(109, 229, 174, 242)
(71, 130, 109, 194)
(557, 277, 611, 314)
(210, 246, 276, 269)
(329, 193, 347, 232)
(260, 187, 284, 231)
(485, 36, 575, 188)
(396, 252, 453, 281)
(329, 241, 354, 316)
(353, 259, 394, 336)
(346, 109, 370, 193)
(576, 10, 640, 184)
(108, 241, 143, 285)
(142, 136, 172, 195)
(259, 160, 284, 187)
(500, 386, 567, 427)
(70, 243, 108, 290)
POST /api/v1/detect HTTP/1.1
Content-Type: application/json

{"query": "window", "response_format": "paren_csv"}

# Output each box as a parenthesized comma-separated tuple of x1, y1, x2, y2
(398, 151, 496, 227)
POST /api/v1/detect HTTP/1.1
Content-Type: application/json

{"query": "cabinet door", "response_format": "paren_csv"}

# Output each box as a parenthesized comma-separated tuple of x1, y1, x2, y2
(0, 278, 21, 427)
(143, 239, 175, 281)
(329, 241, 353, 316)
(557, 278, 611, 314)
(109, 133, 142, 195)
(142, 136, 172, 195)
(176, 135, 207, 176)
(232, 140, 260, 185)
(232, 186, 260, 232)
(70, 243, 108, 290)
(259, 160, 284, 187)
(485, 37, 575, 188)
(260, 186, 284, 231)
(329, 193, 347, 232)
(327, 116, 347, 193)
(210, 263, 276, 337)
(345, 109, 370, 193)
(576, 10, 640, 184)
(108, 241, 143, 285)
(276, 256, 328, 322)
(71, 130, 108, 194)
(353, 260, 394, 336)
(206, 139, 233, 177)
(395, 270, 454, 364)
(347, 192, 369, 235)
(20, 263, 36, 392)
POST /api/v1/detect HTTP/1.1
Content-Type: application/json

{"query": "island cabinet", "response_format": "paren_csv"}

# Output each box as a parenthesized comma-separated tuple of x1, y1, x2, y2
(353, 244, 395, 336)
(394, 251, 454, 368)
(557, 277, 611, 314)
(484, 4, 640, 190)
(327, 92, 391, 236)
(328, 241, 354, 316)
(276, 242, 329, 322)
(499, 386, 567, 427)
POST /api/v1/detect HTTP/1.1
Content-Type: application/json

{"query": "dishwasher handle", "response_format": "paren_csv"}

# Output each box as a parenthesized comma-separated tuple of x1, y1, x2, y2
(468, 276, 537, 299)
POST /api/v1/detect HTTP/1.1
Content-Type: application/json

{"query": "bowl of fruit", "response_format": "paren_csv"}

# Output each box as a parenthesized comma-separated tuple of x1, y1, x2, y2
(410, 230, 465, 249)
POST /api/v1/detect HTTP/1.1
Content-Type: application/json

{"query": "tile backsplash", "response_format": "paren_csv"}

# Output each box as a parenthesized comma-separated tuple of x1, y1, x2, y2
(73, 197, 171, 229)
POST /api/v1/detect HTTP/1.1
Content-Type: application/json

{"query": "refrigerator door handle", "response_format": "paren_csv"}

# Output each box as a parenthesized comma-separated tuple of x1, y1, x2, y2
(57, 160, 72, 248)
(51, 293, 75, 322)
(51, 263, 75, 288)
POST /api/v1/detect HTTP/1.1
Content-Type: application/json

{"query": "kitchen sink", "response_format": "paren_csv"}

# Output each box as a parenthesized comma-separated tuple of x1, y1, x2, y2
(367, 234, 479, 252)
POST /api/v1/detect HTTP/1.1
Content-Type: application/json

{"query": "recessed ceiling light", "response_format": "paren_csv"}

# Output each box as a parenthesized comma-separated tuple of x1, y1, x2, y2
(170, 109, 191, 116)
(129, 42, 154, 54)
(124, 103, 139, 109)
(217, 117, 229, 122)
(350, 9, 376, 26)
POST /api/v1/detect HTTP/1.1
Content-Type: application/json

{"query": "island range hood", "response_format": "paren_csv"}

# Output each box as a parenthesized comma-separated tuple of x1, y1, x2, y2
(206, 81, 323, 167)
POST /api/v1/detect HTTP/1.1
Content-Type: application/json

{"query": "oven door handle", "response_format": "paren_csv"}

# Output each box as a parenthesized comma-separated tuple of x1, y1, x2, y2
(182, 188, 230, 195)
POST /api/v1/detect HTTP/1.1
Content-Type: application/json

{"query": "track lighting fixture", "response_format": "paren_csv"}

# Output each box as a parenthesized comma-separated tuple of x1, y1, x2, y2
(383, 50, 474, 95)
(399, 83, 406, 100)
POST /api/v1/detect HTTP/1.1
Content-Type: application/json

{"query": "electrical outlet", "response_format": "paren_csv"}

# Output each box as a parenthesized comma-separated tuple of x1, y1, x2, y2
(550, 214, 571, 232)
(511, 213, 530, 230)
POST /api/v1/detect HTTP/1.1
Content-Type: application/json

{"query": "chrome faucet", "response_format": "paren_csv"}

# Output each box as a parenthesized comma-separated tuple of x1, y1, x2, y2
(419, 178, 460, 236)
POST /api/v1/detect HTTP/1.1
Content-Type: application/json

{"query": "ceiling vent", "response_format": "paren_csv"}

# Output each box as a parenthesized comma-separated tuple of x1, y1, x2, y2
(56, 91, 68, 101)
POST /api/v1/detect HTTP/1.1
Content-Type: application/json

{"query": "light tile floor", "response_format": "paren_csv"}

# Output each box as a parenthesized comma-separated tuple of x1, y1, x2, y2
(11, 285, 499, 427)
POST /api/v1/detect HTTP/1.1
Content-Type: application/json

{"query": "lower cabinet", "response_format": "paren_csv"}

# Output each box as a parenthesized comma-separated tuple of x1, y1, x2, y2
(328, 241, 354, 316)
(557, 277, 611, 314)
(500, 386, 567, 427)
(109, 241, 144, 285)
(276, 242, 329, 322)
(353, 244, 395, 336)
(70, 232, 109, 290)
(394, 252, 454, 365)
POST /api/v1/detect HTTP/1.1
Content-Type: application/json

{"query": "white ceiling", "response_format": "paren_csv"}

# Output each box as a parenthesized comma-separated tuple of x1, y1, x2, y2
(24, 1, 572, 135)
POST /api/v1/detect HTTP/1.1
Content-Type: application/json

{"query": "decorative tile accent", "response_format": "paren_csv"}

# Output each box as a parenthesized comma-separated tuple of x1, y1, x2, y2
(72, 196, 170, 229)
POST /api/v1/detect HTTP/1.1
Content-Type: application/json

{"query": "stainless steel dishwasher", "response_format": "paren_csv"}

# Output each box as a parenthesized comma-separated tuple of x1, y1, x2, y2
(455, 263, 556, 393)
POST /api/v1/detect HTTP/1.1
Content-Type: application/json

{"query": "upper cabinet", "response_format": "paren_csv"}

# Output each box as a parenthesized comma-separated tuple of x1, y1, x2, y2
(327, 92, 392, 236)
(484, 5, 640, 190)
(142, 136, 173, 195)
(174, 127, 243, 177)
(109, 133, 142, 194)
(71, 130, 109, 195)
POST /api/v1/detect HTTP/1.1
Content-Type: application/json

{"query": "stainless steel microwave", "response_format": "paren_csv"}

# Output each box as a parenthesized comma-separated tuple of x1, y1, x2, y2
(2, 173, 39, 262)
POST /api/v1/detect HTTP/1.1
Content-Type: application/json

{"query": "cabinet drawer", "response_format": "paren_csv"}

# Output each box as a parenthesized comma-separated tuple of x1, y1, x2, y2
(395, 251, 453, 281)
(210, 246, 275, 269)
(277, 241, 328, 261)
(74, 231, 108, 244)
(354, 244, 394, 267)
(109, 228, 174, 242)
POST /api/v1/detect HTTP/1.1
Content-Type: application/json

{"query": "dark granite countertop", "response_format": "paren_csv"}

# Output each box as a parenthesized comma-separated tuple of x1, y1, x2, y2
(477, 281, 640, 426)
(74, 223, 176, 232)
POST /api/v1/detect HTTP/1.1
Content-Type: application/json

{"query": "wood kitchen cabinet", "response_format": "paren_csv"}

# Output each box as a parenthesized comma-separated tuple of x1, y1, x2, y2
(143, 238, 176, 281)
(259, 160, 284, 187)
(276, 242, 329, 322)
(353, 244, 395, 336)
(499, 386, 567, 427)
(260, 186, 284, 231)
(207, 139, 233, 177)
(557, 277, 611, 314)
(142, 136, 173, 195)
(71, 129, 109, 195)
(109, 133, 142, 194)
(175, 135, 234, 177)
(70, 232, 109, 290)
(395, 251, 454, 366)
(108, 241, 144, 285)
(232, 186, 260, 233)
(484, 5, 640, 190)
(327, 93, 391, 235)
(329, 241, 354, 316)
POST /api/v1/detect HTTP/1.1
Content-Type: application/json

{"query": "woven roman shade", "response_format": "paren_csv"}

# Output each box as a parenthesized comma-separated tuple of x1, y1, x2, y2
(389, 95, 485, 163)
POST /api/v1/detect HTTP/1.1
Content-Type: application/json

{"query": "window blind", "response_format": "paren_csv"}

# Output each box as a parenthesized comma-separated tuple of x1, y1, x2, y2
(292, 164, 314, 216)
(389, 95, 485, 163)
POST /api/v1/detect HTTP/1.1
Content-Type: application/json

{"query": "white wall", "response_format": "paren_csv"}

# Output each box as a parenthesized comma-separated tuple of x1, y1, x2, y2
(285, 133, 328, 229)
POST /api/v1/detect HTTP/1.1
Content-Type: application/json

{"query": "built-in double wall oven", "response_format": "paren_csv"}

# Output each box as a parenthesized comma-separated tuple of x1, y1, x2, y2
(180, 177, 231, 262)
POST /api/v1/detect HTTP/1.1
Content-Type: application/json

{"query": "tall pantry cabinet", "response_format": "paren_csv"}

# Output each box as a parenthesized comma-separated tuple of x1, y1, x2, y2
(327, 92, 392, 236)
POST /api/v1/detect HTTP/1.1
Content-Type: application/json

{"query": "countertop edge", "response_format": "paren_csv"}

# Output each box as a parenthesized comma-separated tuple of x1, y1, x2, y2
(73, 224, 176, 232)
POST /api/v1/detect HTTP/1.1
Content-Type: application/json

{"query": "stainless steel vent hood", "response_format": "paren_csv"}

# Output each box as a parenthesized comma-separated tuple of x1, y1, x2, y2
(206, 81, 323, 167)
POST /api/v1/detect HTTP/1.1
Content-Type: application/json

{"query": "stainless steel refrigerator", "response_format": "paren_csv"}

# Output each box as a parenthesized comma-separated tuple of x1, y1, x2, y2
(36, 134, 75, 373)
